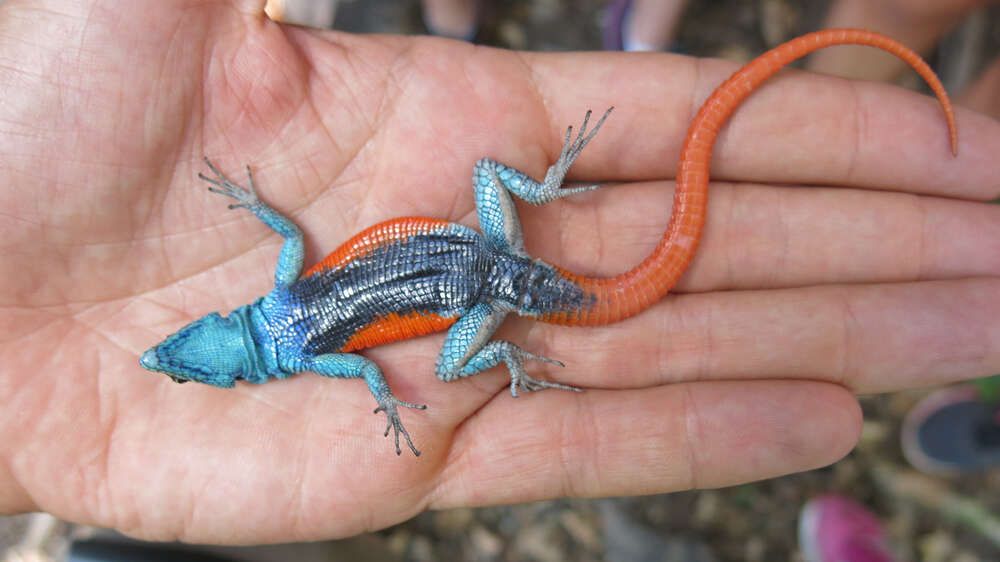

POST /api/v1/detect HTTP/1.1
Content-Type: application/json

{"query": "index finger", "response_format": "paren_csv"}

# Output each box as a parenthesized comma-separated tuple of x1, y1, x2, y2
(527, 50, 999, 200)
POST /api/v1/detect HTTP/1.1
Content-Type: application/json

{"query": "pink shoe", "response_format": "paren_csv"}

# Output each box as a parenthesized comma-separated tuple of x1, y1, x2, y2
(799, 495, 899, 562)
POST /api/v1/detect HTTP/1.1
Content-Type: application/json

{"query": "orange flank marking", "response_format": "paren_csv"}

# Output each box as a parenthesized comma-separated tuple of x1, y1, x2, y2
(340, 311, 457, 352)
(305, 216, 453, 277)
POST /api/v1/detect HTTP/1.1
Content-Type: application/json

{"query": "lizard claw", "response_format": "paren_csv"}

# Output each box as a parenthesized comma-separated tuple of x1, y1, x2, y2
(560, 107, 613, 165)
(374, 396, 426, 456)
(199, 157, 261, 210)
(537, 107, 614, 203)
(504, 347, 581, 398)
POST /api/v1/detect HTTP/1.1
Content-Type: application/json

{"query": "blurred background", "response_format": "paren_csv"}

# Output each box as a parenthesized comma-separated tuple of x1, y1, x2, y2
(4, 0, 1000, 561)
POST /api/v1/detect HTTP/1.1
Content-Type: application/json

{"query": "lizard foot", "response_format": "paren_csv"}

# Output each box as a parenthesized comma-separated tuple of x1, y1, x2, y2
(199, 157, 262, 210)
(504, 347, 582, 397)
(537, 107, 614, 202)
(374, 396, 427, 456)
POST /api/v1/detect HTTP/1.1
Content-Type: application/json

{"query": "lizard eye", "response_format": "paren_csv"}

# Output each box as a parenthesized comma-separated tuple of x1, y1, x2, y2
(168, 375, 189, 384)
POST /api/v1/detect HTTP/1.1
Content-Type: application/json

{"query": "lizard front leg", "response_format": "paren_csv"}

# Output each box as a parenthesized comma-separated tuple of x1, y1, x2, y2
(434, 303, 581, 396)
(303, 353, 426, 456)
(199, 158, 305, 288)
(472, 108, 613, 253)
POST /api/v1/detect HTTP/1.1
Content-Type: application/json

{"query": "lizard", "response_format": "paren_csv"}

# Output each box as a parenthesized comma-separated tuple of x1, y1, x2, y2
(140, 29, 958, 456)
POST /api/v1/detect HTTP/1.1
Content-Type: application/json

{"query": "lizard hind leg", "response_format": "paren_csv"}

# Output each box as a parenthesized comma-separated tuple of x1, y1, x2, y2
(435, 303, 582, 397)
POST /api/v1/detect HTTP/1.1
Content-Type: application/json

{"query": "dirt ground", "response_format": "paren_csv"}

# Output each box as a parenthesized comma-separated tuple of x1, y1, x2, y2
(3, 1, 999, 561)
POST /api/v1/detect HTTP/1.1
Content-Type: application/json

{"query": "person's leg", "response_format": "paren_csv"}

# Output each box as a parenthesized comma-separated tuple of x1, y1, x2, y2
(808, 0, 990, 81)
(958, 57, 1000, 118)
(625, 0, 688, 51)
(603, 0, 688, 52)
(422, 0, 478, 40)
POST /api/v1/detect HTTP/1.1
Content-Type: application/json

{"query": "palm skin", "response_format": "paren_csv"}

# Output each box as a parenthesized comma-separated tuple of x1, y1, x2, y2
(3, 0, 1000, 544)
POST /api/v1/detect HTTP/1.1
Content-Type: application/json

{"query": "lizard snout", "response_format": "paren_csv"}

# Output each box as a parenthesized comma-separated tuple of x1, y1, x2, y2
(139, 348, 159, 370)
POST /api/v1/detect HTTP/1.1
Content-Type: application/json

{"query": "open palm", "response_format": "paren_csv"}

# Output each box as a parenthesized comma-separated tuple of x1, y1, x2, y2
(3, 0, 999, 544)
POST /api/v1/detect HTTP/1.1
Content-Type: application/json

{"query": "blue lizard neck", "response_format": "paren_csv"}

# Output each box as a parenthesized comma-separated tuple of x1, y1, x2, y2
(241, 297, 286, 382)
(229, 301, 268, 382)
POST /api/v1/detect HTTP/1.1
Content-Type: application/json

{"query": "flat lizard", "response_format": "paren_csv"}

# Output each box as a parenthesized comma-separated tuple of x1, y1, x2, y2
(141, 30, 958, 456)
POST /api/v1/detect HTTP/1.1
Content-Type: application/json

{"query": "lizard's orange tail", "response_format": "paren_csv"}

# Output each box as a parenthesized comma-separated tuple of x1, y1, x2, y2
(542, 29, 958, 327)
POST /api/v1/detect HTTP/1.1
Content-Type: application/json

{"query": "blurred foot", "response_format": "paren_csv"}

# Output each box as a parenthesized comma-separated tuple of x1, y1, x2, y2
(799, 495, 899, 562)
(902, 384, 1000, 474)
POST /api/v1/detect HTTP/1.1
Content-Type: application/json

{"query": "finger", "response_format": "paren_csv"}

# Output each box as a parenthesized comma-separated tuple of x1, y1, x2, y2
(518, 180, 1000, 292)
(526, 52, 1000, 200)
(686, 184, 1000, 291)
(429, 380, 860, 506)
(524, 278, 1000, 394)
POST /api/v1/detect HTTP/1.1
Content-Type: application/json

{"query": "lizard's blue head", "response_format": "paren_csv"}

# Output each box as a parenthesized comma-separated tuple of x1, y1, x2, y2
(140, 311, 251, 388)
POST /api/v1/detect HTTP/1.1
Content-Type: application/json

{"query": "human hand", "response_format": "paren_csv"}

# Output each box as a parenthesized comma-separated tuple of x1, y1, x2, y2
(2, 0, 999, 544)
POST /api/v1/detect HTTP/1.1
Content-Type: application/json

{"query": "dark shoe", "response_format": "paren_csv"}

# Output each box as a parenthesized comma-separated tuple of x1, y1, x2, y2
(902, 384, 1000, 474)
